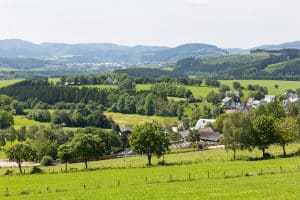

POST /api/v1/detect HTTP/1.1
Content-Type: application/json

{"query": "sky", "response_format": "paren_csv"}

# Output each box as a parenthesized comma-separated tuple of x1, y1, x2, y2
(0, 0, 299, 48)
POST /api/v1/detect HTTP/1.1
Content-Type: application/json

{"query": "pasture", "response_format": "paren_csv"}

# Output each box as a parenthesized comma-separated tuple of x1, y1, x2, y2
(81, 80, 300, 99)
(13, 116, 49, 129)
(0, 144, 299, 199)
(220, 80, 300, 95)
(104, 112, 178, 126)
(0, 79, 24, 88)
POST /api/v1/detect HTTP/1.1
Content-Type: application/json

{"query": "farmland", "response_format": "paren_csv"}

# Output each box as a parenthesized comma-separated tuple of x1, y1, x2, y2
(0, 144, 299, 199)
(82, 80, 300, 99)
(104, 112, 178, 126)
(0, 79, 24, 88)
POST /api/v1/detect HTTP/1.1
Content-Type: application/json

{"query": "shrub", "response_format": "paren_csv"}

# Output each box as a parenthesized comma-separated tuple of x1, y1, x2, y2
(4, 169, 13, 176)
(30, 166, 43, 174)
(40, 155, 53, 166)
(19, 190, 30, 195)
(295, 148, 300, 156)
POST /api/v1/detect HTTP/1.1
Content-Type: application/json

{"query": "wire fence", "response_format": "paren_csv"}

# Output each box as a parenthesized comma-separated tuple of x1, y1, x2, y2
(2, 164, 300, 198)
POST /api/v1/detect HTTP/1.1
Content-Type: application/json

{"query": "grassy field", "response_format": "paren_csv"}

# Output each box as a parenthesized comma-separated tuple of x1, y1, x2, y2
(0, 144, 299, 199)
(0, 79, 24, 88)
(104, 112, 178, 126)
(220, 80, 300, 95)
(13, 116, 49, 129)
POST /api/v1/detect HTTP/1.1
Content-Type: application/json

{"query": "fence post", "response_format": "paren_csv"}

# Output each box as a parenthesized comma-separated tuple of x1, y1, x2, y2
(169, 174, 172, 182)
(83, 185, 86, 190)
(145, 176, 148, 183)
(117, 180, 120, 187)
(280, 166, 282, 173)
(188, 172, 191, 180)
(46, 186, 49, 192)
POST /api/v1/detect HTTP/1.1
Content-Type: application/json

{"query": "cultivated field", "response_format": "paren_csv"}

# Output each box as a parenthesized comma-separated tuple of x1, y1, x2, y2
(0, 144, 299, 199)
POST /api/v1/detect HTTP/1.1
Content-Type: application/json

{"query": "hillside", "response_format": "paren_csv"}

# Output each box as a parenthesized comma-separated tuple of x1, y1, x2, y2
(0, 39, 228, 64)
(254, 41, 300, 50)
(118, 49, 300, 80)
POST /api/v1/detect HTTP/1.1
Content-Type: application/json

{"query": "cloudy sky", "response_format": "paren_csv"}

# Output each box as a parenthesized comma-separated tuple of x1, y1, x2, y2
(0, 0, 299, 48)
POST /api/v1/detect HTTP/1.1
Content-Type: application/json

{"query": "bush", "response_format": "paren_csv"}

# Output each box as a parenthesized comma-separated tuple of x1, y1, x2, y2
(30, 166, 43, 174)
(4, 169, 13, 176)
(295, 148, 300, 156)
(40, 155, 53, 166)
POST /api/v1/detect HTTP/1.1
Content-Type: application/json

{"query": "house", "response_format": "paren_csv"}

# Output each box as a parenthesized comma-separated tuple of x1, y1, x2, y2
(106, 77, 118, 85)
(198, 127, 220, 145)
(225, 91, 240, 98)
(64, 81, 81, 86)
(284, 91, 299, 104)
(262, 95, 275, 103)
(246, 97, 261, 109)
(222, 97, 232, 107)
(195, 119, 215, 129)
(119, 125, 133, 136)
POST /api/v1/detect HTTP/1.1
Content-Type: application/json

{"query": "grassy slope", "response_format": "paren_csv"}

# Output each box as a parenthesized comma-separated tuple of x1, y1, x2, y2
(202, 52, 271, 64)
(104, 111, 178, 126)
(0, 79, 24, 88)
(0, 144, 299, 199)
(13, 116, 49, 129)
(220, 80, 300, 95)
(264, 57, 300, 73)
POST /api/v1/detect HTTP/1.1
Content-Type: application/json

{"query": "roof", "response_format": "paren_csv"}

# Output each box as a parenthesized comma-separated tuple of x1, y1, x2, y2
(119, 125, 133, 133)
(222, 97, 232, 103)
(195, 119, 215, 129)
(198, 129, 220, 142)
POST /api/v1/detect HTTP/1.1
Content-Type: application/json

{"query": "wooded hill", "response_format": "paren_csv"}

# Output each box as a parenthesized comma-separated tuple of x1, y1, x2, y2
(117, 49, 300, 80)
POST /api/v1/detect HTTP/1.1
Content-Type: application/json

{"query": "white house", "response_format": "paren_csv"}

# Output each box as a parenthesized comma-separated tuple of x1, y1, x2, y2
(195, 119, 216, 129)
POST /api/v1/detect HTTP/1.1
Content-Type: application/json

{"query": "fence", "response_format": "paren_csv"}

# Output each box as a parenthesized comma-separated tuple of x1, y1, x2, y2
(2, 164, 300, 198)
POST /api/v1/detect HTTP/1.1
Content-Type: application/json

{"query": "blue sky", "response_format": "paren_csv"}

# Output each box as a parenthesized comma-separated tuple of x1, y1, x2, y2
(0, 0, 299, 48)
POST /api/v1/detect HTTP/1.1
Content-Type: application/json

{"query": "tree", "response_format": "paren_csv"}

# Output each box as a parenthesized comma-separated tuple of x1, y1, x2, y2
(221, 112, 252, 159)
(144, 93, 155, 116)
(6, 126, 16, 145)
(0, 130, 6, 148)
(252, 115, 276, 158)
(233, 81, 241, 90)
(206, 91, 221, 105)
(275, 118, 299, 156)
(17, 126, 26, 142)
(118, 78, 136, 90)
(58, 144, 73, 171)
(0, 110, 14, 129)
(70, 134, 105, 169)
(6, 143, 36, 174)
(129, 122, 169, 165)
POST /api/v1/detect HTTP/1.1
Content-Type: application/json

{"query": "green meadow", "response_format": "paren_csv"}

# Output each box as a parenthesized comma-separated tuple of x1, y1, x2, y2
(0, 79, 24, 88)
(104, 111, 178, 126)
(0, 144, 299, 199)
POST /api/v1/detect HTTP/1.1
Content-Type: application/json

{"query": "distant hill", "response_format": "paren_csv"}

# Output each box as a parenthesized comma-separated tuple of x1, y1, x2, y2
(254, 41, 300, 50)
(0, 39, 228, 64)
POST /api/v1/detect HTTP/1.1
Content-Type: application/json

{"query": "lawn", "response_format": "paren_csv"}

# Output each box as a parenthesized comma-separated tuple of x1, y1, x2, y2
(104, 112, 178, 126)
(0, 144, 299, 199)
